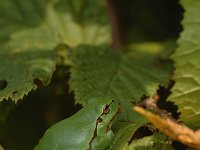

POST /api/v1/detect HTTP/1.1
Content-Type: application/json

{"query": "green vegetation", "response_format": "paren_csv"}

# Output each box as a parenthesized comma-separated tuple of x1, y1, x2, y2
(0, 0, 199, 150)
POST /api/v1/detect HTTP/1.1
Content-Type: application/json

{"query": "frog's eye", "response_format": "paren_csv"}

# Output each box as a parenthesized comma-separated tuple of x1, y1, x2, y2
(103, 105, 110, 114)
(97, 117, 103, 123)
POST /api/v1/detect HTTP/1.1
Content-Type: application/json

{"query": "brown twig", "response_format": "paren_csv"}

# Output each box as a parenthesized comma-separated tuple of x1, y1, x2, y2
(134, 106, 200, 150)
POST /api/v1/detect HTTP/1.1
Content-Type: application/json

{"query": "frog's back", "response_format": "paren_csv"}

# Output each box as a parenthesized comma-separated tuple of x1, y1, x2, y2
(36, 99, 105, 150)
(36, 124, 93, 150)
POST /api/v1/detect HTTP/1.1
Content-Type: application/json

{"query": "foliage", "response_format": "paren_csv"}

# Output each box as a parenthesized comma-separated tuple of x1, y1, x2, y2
(70, 44, 172, 122)
(109, 124, 174, 150)
(0, 0, 199, 149)
(0, 0, 110, 102)
(170, 0, 200, 129)
(134, 106, 200, 149)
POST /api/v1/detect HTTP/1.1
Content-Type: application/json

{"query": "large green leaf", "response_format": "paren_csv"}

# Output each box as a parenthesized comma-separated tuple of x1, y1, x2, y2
(170, 0, 200, 129)
(0, 0, 110, 102)
(70, 44, 172, 122)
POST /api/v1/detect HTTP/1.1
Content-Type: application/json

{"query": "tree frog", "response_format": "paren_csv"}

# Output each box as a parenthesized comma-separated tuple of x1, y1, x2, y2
(36, 99, 119, 150)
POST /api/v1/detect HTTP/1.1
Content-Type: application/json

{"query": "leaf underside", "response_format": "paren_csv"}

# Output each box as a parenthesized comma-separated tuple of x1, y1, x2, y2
(170, 0, 200, 129)
(70, 45, 172, 122)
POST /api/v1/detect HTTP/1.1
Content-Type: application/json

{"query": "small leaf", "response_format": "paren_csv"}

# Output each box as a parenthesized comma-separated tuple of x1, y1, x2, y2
(128, 133, 174, 150)
(109, 124, 142, 150)
(170, 0, 200, 129)
(109, 123, 173, 150)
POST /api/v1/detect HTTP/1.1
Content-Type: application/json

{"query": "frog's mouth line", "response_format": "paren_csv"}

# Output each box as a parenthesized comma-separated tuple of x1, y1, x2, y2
(106, 107, 120, 133)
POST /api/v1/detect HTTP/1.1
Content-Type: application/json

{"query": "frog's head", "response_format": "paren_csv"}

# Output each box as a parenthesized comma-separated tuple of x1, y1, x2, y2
(96, 100, 119, 135)
(90, 100, 119, 149)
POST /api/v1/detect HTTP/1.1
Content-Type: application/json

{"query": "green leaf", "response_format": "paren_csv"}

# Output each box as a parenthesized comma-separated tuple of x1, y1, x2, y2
(0, 0, 110, 46)
(109, 124, 174, 150)
(44, 0, 111, 47)
(70, 44, 172, 122)
(55, 0, 108, 25)
(0, 48, 56, 102)
(109, 124, 141, 150)
(170, 0, 200, 129)
(0, 0, 110, 102)
(128, 133, 174, 150)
